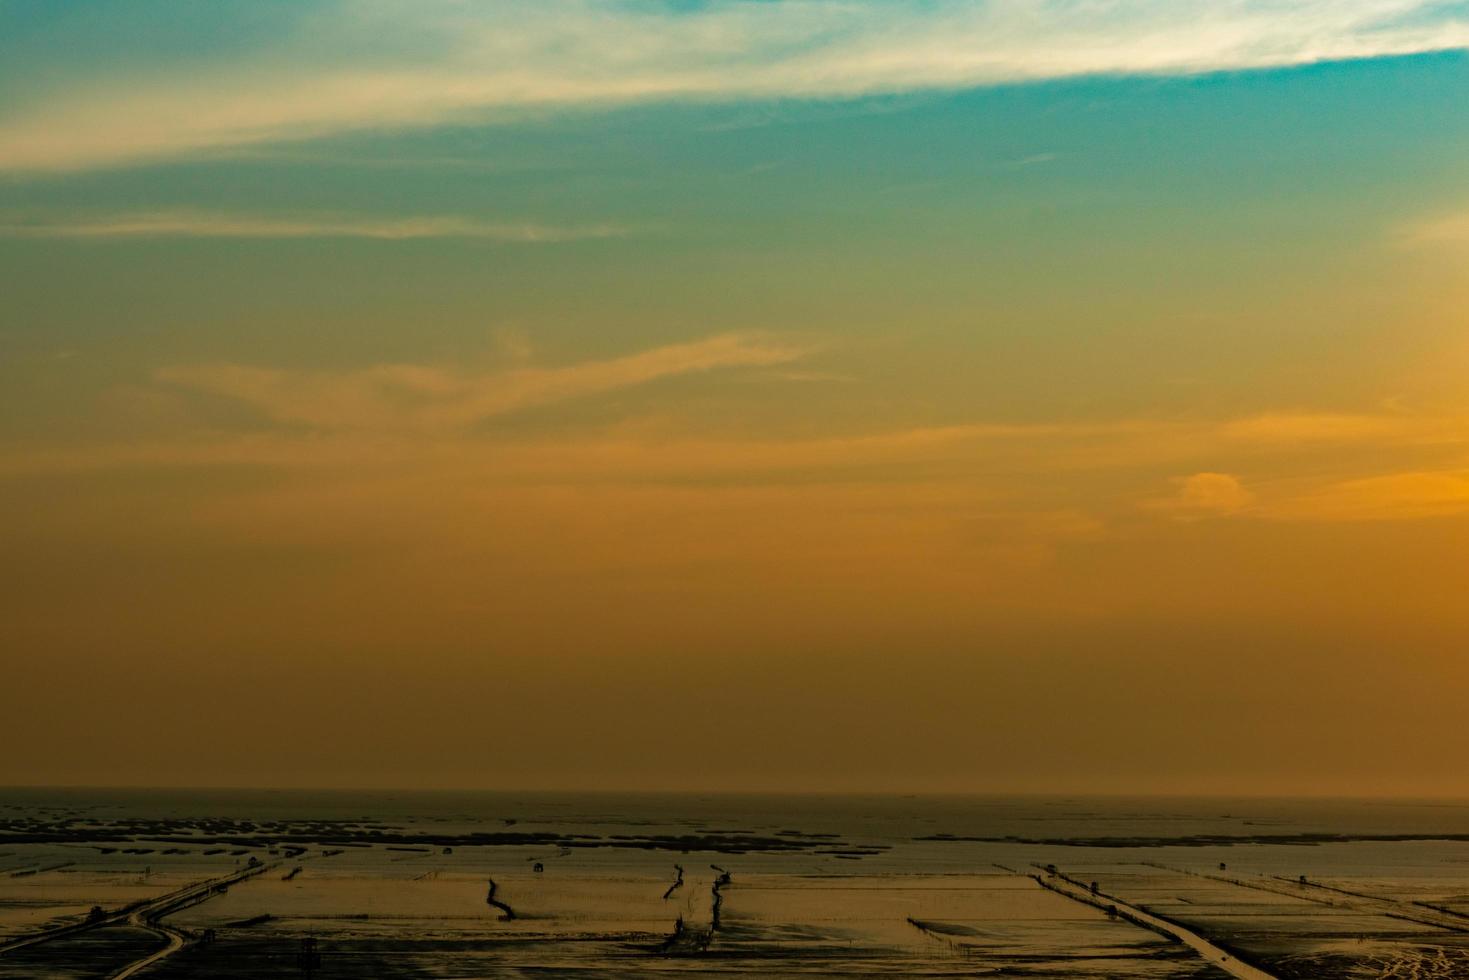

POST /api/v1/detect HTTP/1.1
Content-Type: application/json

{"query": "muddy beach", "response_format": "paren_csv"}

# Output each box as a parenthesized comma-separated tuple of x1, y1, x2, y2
(4, 791, 1469, 978)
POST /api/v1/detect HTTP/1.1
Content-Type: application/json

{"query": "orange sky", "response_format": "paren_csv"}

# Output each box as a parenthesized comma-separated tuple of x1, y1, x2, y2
(3, 2, 1469, 794)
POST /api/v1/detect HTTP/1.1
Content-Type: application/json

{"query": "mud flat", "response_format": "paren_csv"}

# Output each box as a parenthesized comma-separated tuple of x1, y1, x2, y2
(1032, 865, 1276, 979)
(1050, 858, 1469, 979)
(6, 792, 1469, 977)
(74, 872, 1237, 979)
(0, 925, 164, 980)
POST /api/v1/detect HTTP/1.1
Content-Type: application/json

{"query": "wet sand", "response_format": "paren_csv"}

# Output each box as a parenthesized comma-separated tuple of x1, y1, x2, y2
(4, 792, 1469, 978)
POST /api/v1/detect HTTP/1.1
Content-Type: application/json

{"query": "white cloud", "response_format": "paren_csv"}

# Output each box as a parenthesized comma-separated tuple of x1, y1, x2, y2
(1, 0, 1465, 172)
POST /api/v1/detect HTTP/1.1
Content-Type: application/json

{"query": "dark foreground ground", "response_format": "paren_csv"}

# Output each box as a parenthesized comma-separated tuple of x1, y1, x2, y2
(6, 792, 1469, 978)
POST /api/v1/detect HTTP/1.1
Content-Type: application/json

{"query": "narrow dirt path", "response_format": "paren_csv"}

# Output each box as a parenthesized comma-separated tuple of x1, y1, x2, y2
(1, 861, 273, 979)
(110, 913, 184, 980)
(1031, 867, 1278, 980)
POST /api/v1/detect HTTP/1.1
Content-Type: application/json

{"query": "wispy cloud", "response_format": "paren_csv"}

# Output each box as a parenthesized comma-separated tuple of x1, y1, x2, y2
(1007, 153, 1059, 168)
(0, 211, 626, 242)
(9, 370, 1469, 542)
(153, 333, 808, 430)
(1214, 412, 1446, 445)
(1262, 470, 1469, 521)
(2, 0, 1466, 172)
(10, 382, 1469, 524)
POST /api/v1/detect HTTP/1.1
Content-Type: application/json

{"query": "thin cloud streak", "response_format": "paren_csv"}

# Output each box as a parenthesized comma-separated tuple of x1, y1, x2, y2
(1259, 470, 1469, 522)
(6, 397, 1469, 524)
(1, 1, 1467, 172)
(153, 333, 809, 431)
(2, 408, 1463, 477)
(0, 211, 627, 242)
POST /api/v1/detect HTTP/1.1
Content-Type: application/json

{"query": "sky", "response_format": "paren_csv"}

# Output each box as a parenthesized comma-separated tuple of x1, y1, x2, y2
(2, 0, 1469, 796)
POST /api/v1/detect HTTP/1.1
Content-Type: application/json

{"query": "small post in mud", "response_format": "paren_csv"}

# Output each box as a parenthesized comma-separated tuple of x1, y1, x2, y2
(662, 864, 684, 900)
(710, 865, 732, 931)
(296, 936, 321, 977)
(486, 878, 516, 921)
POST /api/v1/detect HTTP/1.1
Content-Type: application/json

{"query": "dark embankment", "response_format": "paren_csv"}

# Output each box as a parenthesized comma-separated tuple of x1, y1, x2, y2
(225, 914, 272, 928)
(918, 831, 1469, 849)
(0, 813, 861, 856)
(907, 918, 987, 938)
